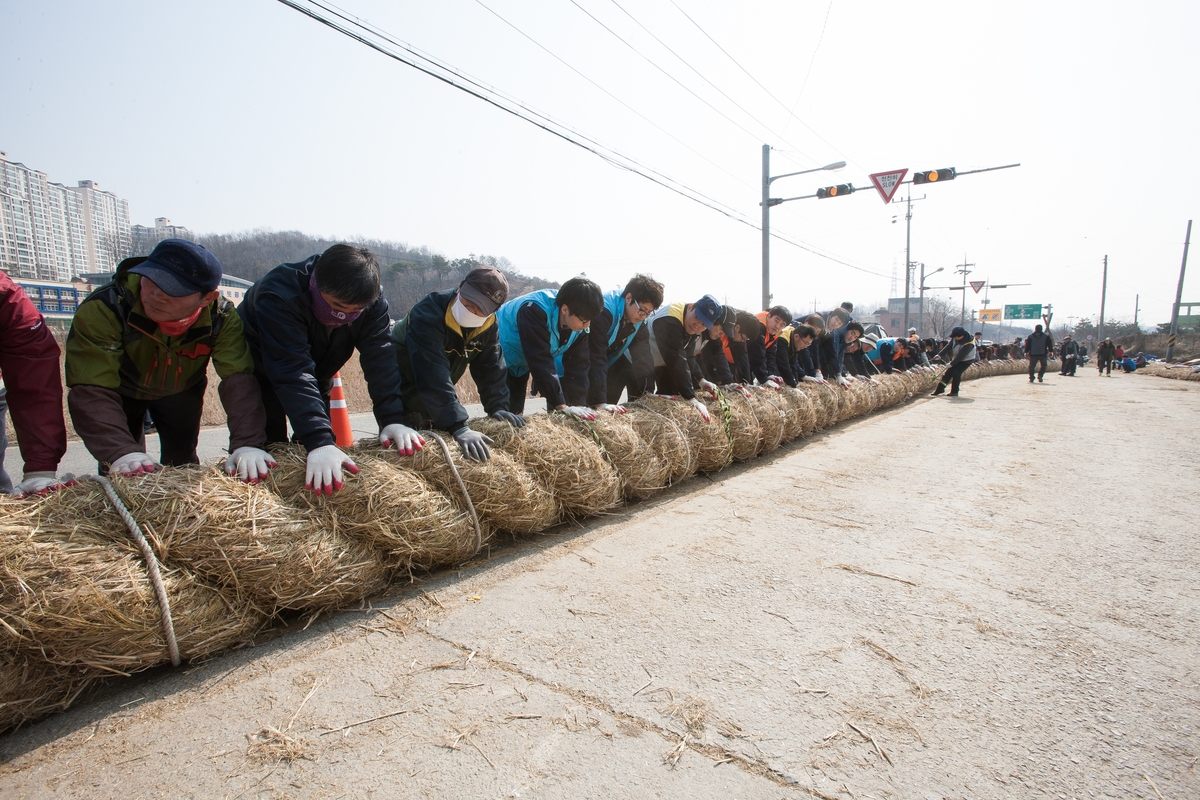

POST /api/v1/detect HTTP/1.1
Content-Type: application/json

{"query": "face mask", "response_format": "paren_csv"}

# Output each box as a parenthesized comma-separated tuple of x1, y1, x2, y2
(310, 271, 363, 328)
(451, 296, 489, 328)
(158, 306, 203, 337)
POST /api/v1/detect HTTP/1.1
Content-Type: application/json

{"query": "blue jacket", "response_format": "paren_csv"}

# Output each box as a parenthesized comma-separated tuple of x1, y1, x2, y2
(497, 289, 589, 407)
(586, 290, 651, 406)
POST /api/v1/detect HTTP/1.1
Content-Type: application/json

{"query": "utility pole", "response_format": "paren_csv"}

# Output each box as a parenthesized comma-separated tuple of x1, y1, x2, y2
(891, 189, 926, 333)
(955, 256, 975, 327)
(1166, 219, 1193, 361)
(761, 145, 771, 311)
(1098, 256, 1108, 344)
(1134, 294, 1139, 329)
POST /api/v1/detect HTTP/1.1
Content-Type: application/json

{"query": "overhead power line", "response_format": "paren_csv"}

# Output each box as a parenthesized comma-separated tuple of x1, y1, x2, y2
(273, 0, 887, 277)
(603, 0, 815, 163)
(472, 0, 753, 191)
(665, 0, 862, 171)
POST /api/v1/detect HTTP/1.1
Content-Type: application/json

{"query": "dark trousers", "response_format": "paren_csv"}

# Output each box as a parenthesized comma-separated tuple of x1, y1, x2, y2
(606, 356, 651, 404)
(934, 361, 971, 395)
(1028, 353, 1048, 380)
(507, 372, 530, 414)
(118, 379, 207, 467)
(1063, 355, 1077, 376)
(259, 373, 331, 445)
(1099, 357, 1113, 375)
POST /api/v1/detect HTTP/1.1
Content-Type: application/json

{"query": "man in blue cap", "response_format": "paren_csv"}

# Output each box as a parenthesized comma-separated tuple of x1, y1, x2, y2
(65, 239, 273, 480)
(645, 294, 728, 422)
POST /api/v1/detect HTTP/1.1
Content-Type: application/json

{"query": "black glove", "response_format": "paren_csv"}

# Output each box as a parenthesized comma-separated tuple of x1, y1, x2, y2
(491, 410, 526, 428)
(453, 427, 493, 462)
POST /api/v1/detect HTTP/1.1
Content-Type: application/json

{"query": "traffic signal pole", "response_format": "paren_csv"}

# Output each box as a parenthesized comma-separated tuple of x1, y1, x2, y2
(1166, 219, 1193, 361)
(762, 145, 771, 310)
(1097, 255, 1108, 344)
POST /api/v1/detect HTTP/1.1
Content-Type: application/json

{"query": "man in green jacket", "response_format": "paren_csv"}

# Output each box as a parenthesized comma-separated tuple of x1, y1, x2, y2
(65, 239, 273, 481)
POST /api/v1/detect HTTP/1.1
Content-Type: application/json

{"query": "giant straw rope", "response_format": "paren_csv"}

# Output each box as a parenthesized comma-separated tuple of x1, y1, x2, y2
(0, 360, 1053, 734)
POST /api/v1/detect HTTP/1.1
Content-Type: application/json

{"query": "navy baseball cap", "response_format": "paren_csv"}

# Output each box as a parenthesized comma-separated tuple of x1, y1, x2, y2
(129, 239, 223, 297)
(693, 294, 724, 329)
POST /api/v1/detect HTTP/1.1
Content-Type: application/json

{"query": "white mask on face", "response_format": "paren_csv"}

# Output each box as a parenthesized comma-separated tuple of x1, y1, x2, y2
(451, 297, 489, 328)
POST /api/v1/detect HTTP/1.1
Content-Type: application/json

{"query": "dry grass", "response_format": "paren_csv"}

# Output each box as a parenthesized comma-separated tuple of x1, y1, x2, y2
(706, 390, 761, 462)
(745, 389, 786, 452)
(487, 415, 622, 520)
(778, 386, 817, 438)
(631, 396, 731, 473)
(624, 405, 696, 484)
(557, 413, 671, 500)
(0, 484, 267, 673)
(117, 466, 390, 614)
(268, 444, 483, 574)
(0, 649, 105, 735)
(411, 424, 559, 535)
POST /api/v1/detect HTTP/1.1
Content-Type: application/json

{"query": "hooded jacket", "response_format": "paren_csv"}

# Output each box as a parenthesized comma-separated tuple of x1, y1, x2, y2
(1025, 330, 1052, 356)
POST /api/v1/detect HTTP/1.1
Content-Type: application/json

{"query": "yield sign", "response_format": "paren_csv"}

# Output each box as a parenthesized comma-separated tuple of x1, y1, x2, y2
(970, 280, 986, 293)
(869, 169, 908, 204)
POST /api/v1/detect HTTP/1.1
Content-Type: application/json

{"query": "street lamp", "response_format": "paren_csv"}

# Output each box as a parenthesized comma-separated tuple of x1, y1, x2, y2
(761, 145, 846, 310)
(917, 265, 943, 336)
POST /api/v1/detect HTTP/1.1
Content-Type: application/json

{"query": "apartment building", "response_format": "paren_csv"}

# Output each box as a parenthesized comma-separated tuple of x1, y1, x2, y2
(0, 150, 131, 281)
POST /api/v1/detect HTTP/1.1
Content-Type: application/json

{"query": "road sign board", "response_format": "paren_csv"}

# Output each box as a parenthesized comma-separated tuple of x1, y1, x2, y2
(869, 169, 908, 204)
(979, 308, 1001, 322)
(970, 281, 986, 293)
(1004, 303, 1042, 320)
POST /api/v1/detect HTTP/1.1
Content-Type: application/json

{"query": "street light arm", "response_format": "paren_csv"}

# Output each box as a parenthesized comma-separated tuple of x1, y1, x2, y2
(768, 161, 846, 185)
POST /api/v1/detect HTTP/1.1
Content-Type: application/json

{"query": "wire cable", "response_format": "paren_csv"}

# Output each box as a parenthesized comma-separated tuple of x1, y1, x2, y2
(665, 0, 862, 171)
(473, 0, 753, 191)
(604, 0, 815, 163)
(566, 0, 776, 149)
(274, 0, 886, 276)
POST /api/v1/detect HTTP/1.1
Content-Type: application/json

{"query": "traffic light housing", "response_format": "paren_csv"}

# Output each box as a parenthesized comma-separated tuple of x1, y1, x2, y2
(816, 183, 855, 199)
(913, 168, 956, 185)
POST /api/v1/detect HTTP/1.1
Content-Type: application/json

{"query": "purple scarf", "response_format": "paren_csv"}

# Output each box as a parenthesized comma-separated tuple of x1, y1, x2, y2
(309, 271, 363, 328)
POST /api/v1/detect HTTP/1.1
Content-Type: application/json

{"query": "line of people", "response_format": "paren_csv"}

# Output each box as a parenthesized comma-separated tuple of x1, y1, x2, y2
(4, 241, 933, 497)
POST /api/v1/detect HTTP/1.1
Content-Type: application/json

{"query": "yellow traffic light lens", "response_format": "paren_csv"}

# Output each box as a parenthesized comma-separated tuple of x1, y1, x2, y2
(829, 186, 838, 195)
(928, 171, 939, 181)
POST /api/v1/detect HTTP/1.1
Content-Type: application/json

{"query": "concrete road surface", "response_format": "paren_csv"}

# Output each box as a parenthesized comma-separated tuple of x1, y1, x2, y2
(2, 371, 1198, 799)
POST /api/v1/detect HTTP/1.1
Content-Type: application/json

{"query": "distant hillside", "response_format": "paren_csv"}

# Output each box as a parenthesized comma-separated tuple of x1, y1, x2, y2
(194, 229, 558, 317)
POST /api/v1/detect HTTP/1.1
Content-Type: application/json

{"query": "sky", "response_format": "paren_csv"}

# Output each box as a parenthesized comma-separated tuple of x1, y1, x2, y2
(4, 0, 1198, 330)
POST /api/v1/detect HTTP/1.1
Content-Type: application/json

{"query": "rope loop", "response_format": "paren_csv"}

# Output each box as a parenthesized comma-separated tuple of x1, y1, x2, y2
(81, 475, 181, 667)
(425, 432, 484, 557)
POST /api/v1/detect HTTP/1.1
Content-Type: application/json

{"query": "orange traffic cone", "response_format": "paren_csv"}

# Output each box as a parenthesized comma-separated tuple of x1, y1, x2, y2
(330, 371, 355, 448)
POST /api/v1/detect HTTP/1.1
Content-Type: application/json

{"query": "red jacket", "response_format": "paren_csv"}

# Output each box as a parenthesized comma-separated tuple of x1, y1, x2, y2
(0, 271, 68, 473)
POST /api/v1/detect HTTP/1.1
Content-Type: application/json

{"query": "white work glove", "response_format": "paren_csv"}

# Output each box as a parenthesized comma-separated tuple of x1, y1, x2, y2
(815, 371, 827, 384)
(305, 444, 358, 495)
(224, 446, 276, 483)
(729, 383, 753, 398)
(454, 427, 493, 462)
(802, 376, 823, 384)
(593, 403, 626, 415)
(836, 375, 852, 388)
(380, 423, 425, 456)
(560, 405, 597, 421)
(689, 397, 712, 422)
(764, 377, 784, 390)
(698, 379, 718, 397)
(110, 452, 160, 477)
(11, 471, 74, 497)
(491, 410, 526, 427)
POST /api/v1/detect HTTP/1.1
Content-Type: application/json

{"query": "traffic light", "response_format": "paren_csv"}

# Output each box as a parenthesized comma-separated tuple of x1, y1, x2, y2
(913, 168, 956, 185)
(816, 183, 855, 199)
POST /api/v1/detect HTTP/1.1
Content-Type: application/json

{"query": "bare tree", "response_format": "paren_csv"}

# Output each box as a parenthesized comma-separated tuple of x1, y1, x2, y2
(925, 295, 956, 339)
